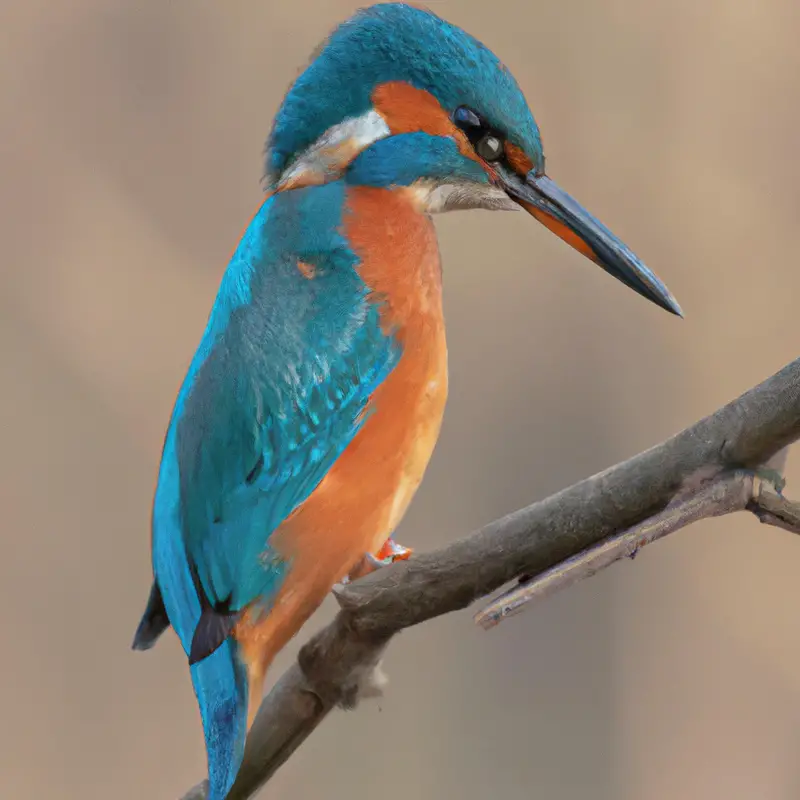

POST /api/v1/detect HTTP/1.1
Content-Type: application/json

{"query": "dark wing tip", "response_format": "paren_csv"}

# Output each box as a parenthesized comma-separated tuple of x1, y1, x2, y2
(189, 606, 240, 665)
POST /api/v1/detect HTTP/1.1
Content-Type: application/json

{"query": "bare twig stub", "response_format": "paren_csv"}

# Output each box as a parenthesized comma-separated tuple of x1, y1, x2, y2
(181, 357, 800, 800)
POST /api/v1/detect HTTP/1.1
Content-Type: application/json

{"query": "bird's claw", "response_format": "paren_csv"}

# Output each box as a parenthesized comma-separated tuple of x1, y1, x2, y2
(342, 538, 414, 584)
(374, 538, 413, 563)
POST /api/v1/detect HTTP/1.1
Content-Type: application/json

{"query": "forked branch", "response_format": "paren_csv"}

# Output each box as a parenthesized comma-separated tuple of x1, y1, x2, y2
(181, 357, 800, 800)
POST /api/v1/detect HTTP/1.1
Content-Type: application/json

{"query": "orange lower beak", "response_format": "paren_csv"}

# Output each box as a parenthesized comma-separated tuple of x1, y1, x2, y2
(498, 167, 683, 317)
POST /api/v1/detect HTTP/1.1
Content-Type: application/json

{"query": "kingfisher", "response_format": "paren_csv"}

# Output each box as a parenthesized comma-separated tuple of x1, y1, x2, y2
(132, 3, 681, 798)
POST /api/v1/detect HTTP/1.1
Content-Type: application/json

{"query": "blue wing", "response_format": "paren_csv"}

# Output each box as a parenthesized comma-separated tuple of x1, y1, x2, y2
(144, 180, 399, 800)
(153, 180, 400, 632)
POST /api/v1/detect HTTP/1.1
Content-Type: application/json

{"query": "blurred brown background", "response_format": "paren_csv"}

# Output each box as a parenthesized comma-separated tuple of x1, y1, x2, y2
(3, 1, 800, 798)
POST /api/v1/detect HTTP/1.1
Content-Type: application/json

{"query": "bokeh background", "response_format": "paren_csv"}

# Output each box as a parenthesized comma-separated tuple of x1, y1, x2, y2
(3, 1, 800, 798)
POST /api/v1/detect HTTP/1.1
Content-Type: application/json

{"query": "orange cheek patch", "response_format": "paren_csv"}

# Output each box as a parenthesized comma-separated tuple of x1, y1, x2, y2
(522, 201, 598, 263)
(505, 142, 534, 176)
(371, 81, 481, 164)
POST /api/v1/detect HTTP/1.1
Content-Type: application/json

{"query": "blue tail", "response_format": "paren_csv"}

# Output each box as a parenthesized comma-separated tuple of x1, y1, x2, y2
(152, 451, 248, 800)
(190, 639, 248, 800)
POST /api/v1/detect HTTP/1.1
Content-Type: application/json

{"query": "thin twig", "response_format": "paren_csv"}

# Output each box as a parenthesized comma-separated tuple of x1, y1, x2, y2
(475, 468, 800, 629)
(181, 356, 800, 800)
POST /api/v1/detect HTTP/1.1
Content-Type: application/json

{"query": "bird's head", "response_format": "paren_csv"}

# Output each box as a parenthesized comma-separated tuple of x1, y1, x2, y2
(265, 2, 681, 315)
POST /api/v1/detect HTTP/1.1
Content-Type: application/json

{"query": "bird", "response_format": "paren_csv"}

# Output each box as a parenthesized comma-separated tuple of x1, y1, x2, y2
(132, 4, 682, 798)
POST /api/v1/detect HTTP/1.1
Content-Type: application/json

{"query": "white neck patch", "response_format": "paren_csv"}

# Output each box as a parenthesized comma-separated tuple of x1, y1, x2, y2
(275, 110, 391, 190)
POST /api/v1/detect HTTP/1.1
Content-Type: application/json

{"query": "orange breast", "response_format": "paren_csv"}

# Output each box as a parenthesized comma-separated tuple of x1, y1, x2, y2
(274, 186, 448, 572)
(235, 187, 448, 684)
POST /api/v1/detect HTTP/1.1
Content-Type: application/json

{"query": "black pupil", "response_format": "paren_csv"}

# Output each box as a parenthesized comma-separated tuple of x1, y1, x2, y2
(476, 135, 503, 162)
(453, 105, 505, 163)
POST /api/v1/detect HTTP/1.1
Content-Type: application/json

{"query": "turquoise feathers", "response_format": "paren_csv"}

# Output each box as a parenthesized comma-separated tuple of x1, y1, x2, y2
(148, 181, 400, 799)
(267, 3, 543, 184)
(171, 181, 400, 613)
(346, 132, 489, 187)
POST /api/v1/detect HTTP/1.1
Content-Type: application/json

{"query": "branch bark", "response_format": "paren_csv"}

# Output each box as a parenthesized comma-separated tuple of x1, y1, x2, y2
(181, 356, 800, 800)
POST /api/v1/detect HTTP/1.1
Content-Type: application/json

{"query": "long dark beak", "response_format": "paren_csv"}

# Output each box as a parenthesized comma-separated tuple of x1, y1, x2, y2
(497, 166, 683, 316)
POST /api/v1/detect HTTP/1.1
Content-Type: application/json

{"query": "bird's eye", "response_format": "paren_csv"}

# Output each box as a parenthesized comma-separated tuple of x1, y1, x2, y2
(453, 106, 506, 164)
(453, 106, 483, 131)
(475, 134, 504, 162)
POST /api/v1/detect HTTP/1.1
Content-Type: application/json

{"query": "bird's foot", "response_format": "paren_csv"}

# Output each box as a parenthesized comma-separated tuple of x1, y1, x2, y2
(374, 537, 414, 564)
(342, 538, 414, 584)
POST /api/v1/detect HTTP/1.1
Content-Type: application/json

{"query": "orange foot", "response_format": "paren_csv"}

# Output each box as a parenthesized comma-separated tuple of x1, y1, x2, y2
(344, 538, 414, 583)
(374, 538, 413, 563)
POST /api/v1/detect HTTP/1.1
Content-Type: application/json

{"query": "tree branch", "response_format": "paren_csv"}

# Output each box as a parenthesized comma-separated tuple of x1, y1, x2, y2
(181, 356, 800, 800)
(475, 464, 800, 628)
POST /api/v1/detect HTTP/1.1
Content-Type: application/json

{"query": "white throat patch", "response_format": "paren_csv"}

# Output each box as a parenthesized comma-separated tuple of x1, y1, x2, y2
(413, 181, 519, 214)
